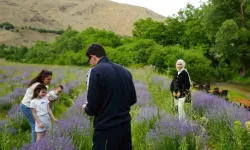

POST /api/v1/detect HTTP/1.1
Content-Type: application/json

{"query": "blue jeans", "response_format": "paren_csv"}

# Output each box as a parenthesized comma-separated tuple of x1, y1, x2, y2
(21, 103, 36, 143)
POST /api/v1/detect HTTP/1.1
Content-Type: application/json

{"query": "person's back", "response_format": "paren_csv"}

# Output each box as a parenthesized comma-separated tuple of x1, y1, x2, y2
(83, 44, 136, 150)
(87, 58, 136, 130)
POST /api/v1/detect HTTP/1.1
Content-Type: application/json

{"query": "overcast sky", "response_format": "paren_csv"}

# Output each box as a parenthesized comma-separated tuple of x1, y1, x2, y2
(111, 0, 207, 17)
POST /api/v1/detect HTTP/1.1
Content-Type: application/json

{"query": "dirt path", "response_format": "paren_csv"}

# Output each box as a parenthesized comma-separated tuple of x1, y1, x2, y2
(213, 83, 250, 99)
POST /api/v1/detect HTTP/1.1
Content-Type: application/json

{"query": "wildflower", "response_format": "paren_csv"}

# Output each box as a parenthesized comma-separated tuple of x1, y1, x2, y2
(245, 121, 250, 132)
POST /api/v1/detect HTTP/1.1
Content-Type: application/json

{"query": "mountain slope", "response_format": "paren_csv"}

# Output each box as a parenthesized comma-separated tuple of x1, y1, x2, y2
(0, 0, 165, 36)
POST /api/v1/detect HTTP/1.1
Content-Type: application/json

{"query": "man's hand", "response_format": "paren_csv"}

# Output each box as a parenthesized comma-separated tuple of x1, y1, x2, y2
(82, 104, 86, 113)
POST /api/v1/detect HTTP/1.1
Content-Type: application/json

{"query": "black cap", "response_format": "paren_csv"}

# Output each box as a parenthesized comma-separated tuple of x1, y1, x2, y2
(86, 44, 106, 58)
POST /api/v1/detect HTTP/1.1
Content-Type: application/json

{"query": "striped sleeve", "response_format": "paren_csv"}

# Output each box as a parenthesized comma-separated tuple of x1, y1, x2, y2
(86, 68, 92, 91)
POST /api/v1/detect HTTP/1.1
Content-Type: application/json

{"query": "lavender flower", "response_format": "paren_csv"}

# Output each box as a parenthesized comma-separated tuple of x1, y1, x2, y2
(151, 76, 172, 90)
(51, 73, 65, 85)
(20, 91, 90, 149)
(134, 81, 151, 106)
(21, 135, 76, 150)
(8, 76, 23, 82)
(8, 127, 17, 135)
(0, 119, 8, 132)
(10, 87, 26, 99)
(136, 106, 159, 122)
(22, 79, 30, 85)
(8, 111, 26, 130)
(63, 80, 80, 95)
(147, 114, 208, 147)
(0, 96, 13, 110)
(192, 91, 250, 127)
(0, 74, 7, 79)
(22, 71, 30, 79)
(8, 104, 21, 117)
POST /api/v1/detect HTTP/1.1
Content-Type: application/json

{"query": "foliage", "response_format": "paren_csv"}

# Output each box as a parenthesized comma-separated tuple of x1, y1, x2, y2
(2, 0, 250, 82)
(0, 22, 14, 30)
(25, 26, 64, 35)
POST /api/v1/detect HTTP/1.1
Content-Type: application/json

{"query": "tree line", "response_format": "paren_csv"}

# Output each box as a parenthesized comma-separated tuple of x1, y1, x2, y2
(1, 0, 250, 84)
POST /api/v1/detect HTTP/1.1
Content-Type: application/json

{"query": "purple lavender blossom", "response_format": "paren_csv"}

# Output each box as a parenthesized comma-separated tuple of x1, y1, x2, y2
(22, 79, 30, 85)
(136, 106, 159, 122)
(192, 91, 250, 127)
(8, 104, 21, 117)
(0, 74, 7, 79)
(63, 80, 80, 95)
(20, 91, 90, 149)
(10, 87, 26, 99)
(0, 96, 13, 110)
(8, 127, 17, 135)
(151, 76, 172, 90)
(0, 119, 7, 132)
(134, 81, 151, 106)
(8, 76, 23, 82)
(51, 73, 65, 85)
(21, 135, 76, 150)
(22, 71, 30, 79)
(147, 114, 208, 146)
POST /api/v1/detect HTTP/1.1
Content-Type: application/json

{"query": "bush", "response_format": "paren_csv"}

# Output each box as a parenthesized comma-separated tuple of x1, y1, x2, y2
(0, 98, 12, 111)
(0, 22, 14, 30)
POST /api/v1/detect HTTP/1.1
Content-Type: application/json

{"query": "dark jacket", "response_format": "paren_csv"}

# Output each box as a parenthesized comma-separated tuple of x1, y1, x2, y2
(84, 57, 137, 131)
(170, 70, 190, 98)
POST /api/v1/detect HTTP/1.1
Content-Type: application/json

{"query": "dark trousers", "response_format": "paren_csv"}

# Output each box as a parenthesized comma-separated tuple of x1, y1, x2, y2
(92, 121, 132, 150)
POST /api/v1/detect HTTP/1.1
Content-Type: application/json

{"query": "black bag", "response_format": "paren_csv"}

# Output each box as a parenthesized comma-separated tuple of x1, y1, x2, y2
(185, 89, 192, 103)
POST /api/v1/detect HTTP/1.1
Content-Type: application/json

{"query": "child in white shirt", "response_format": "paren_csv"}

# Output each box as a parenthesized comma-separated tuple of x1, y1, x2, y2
(47, 84, 63, 111)
(30, 84, 57, 142)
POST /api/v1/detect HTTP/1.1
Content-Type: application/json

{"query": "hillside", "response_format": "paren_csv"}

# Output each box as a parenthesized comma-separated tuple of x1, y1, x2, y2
(0, 0, 165, 36)
(0, 28, 59, 47)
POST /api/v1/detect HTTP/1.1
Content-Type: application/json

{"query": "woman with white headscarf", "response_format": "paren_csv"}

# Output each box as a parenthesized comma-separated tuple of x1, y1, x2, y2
(170, 59, 192, 120)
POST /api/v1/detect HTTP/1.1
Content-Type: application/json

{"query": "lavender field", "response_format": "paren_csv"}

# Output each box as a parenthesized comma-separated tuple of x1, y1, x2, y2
(1, 62, 250, 150)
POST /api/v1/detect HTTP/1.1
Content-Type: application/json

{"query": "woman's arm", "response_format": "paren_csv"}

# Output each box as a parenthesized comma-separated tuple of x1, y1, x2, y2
(31, 109, 44, 128)
(47, 104, 57, 121)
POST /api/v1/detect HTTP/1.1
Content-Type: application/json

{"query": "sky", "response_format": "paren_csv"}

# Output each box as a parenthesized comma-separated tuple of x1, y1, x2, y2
(111, 0, 207, 17)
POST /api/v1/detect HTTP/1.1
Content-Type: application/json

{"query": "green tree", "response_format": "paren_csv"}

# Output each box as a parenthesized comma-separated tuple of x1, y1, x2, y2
(0, 22, 15, 30)
(214, 20, 250, 76)
(25, 41, 53, 64)
(51, 26, 81, 54)
(79, 27, 121, 48)
(132, 18, 168, 46)
(177, 4, 209, 48)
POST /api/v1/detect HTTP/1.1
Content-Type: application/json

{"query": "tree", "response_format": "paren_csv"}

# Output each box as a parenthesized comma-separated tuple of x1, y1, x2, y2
(215, 20, 250, 76)
(132, 18, 168, 46)
(177, 4, 210, 48)
(0, 22, 15, 30)
(79, 27, 121, 48)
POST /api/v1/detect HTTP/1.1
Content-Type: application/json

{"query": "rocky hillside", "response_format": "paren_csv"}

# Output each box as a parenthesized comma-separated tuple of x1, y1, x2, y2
(0, 0, 165, 36)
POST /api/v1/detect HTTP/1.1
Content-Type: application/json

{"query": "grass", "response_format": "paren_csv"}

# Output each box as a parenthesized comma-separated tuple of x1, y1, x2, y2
(0, 110, 8, 119)
(2, 60, 250, 150)
(228, 91, 248, 101)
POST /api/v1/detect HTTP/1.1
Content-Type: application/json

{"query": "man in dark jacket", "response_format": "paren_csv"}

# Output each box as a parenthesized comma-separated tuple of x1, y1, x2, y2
(82, 43, 137, 150)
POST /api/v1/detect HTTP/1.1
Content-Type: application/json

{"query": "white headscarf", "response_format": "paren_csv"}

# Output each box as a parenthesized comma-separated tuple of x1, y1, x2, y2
(176, 59, 193, 87)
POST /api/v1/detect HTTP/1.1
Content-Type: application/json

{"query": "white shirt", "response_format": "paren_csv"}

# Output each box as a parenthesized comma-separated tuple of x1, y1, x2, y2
(30, 97, 50, 116)
(86, 68, 92, 91)
(178, 69, 185, 75)
(47, 90, 58, 100)
(85, 68, 93, 104)
(21, 82, 40, 107)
